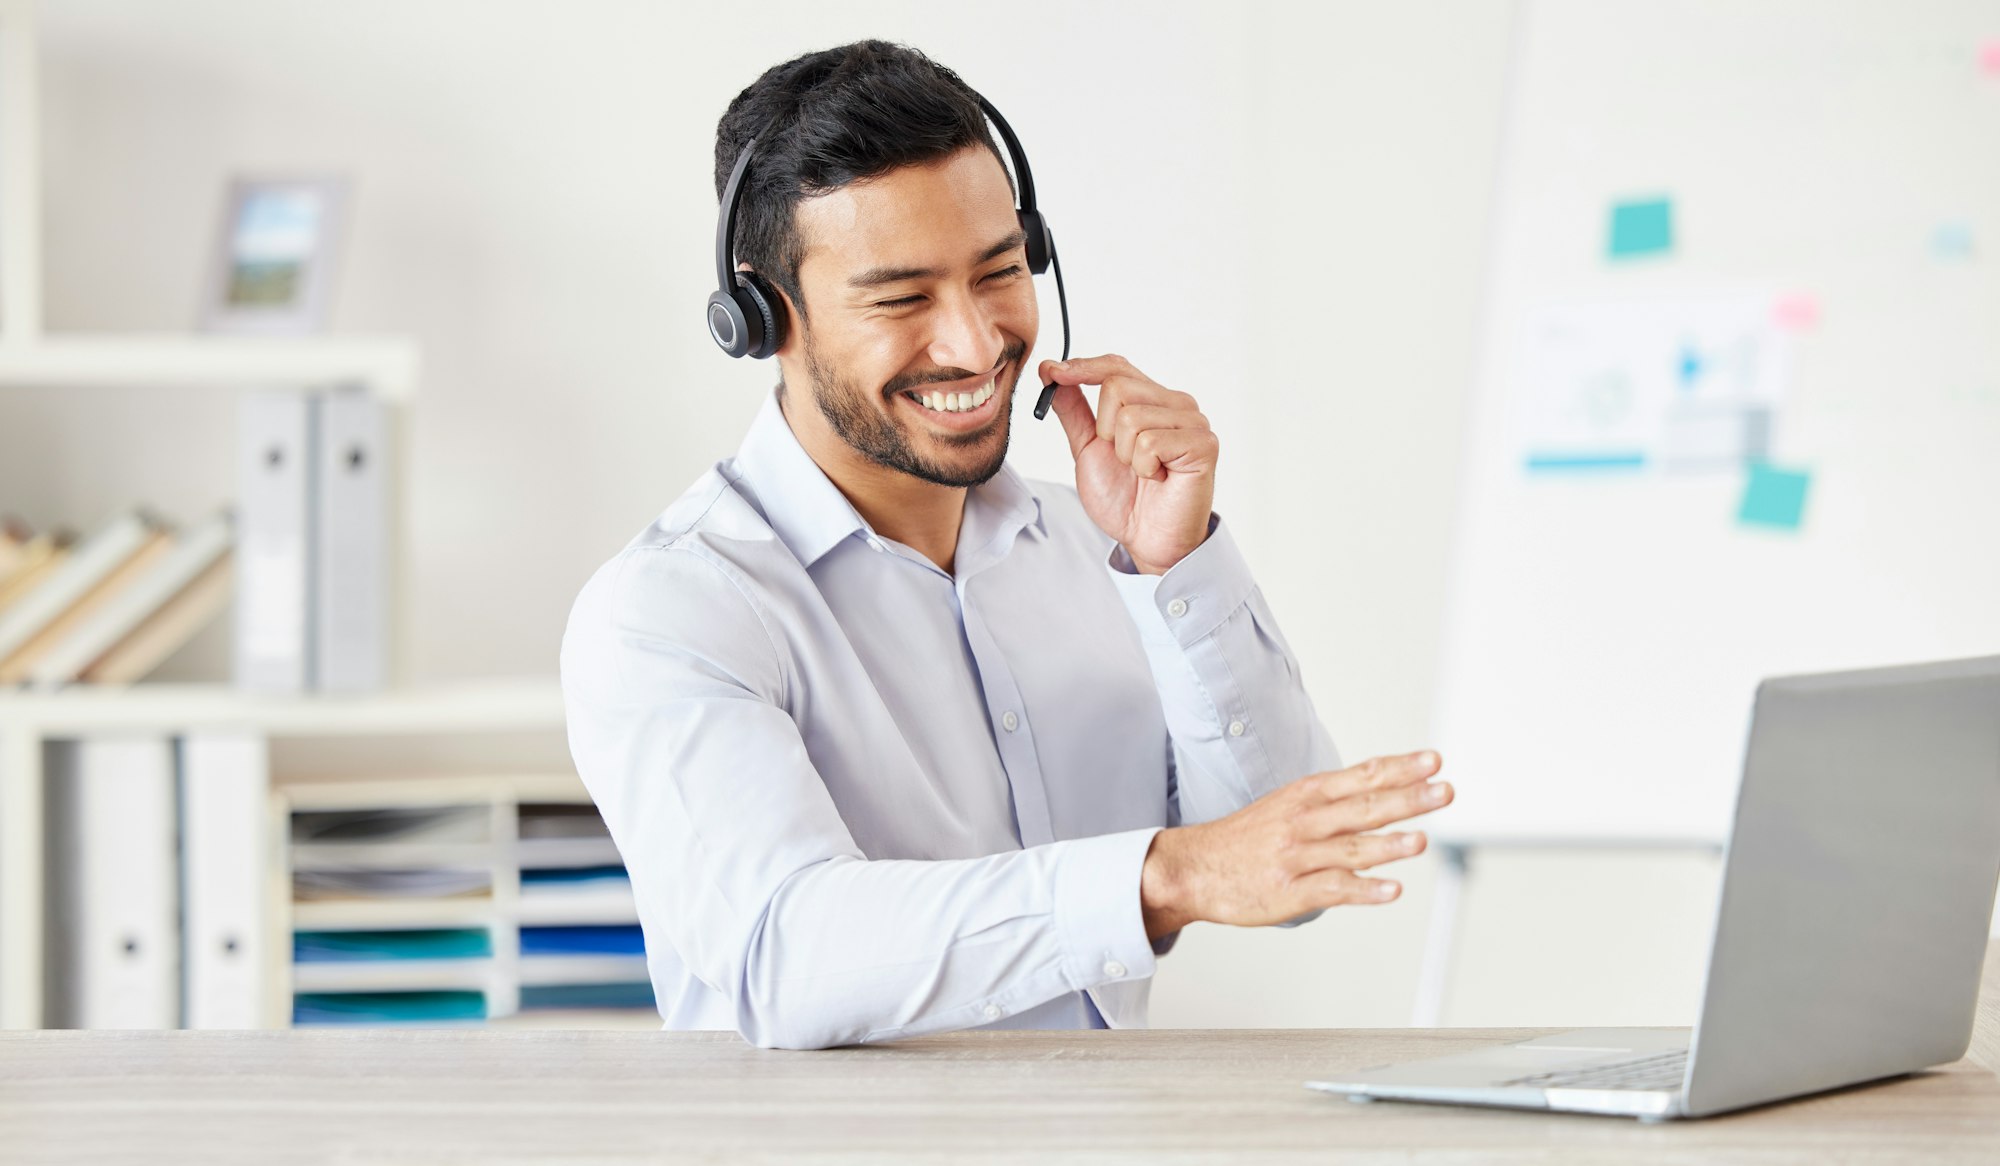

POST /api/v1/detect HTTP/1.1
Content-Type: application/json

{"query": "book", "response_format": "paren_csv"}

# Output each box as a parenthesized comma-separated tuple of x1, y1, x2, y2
(79, 551, 234, 685)
(0, 511, 174, 684)
(0, 531, 75, 617)
(28, 509, 236, 688)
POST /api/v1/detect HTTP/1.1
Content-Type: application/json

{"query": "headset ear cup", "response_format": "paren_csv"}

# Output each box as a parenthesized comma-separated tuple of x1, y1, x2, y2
(738, 271, 784, 359)
(706, 289, 752, 359)
(1018, 210, 1053, 276)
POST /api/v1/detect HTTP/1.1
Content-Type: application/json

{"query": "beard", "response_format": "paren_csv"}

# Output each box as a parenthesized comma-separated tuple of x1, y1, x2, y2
(800, 326, 1026, 489)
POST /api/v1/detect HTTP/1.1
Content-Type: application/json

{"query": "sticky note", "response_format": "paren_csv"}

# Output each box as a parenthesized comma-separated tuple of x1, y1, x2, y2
(1608, 197, 1674, 259)
(1737, 463, 1811, 531)
(1931, 222, 1974, 259)
(1980, 39, 2000, 76)
(1772, 293, 1820, 331)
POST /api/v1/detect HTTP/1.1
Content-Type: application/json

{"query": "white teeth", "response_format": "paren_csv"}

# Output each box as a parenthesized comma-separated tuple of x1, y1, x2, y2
(913, 379, 996, 413)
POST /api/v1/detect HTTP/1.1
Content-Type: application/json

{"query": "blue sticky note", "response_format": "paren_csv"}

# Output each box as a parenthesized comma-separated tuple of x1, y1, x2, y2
(1931, 222, 1974, 259)
(1608, 197, 1674, 259)
(1738, 463, 1811, 531)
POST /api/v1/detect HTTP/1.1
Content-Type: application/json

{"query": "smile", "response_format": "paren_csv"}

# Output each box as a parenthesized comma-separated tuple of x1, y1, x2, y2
(904, 379, 995, 414)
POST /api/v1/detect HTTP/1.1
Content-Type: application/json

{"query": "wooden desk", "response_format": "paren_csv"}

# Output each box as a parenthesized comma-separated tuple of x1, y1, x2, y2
(3, 939, 1996, 1164)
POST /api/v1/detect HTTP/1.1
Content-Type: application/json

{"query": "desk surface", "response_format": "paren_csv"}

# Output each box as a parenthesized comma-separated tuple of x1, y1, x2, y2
(4, 938, 1997, 1165)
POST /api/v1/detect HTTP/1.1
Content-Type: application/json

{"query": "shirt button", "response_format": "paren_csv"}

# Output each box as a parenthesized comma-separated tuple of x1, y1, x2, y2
(1001, 710, 1019, 732)
(982, 1003, 1003, 1020)
(1103, 961, 1127, 979)
(1228, 720, 1245, 737)
(1166, 598, 1188, 618)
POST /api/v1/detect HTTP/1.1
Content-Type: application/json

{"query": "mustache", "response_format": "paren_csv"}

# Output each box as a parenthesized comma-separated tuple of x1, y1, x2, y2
(882, 338, 1029, 397)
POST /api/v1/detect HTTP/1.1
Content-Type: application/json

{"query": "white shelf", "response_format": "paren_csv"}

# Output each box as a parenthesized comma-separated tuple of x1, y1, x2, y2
(292, 959, 493, 994)
(518, 889, 639, 928)
(0, 334, 420, 399)
(0, 676, 564, 735)
(290, 898, 500, 931)
(516, 955, 650, 988)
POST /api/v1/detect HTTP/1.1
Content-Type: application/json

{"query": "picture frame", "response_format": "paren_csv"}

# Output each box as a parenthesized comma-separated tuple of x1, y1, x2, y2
(201, 175, 351, 334)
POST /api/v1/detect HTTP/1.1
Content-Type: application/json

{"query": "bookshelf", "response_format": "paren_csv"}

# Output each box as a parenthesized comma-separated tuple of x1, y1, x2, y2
(0, 0, 497, 1030)
(0, 677, 579, 1027)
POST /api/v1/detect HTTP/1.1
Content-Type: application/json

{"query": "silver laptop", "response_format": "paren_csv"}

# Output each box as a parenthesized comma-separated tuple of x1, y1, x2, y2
(1307, 654, 2000, 1121)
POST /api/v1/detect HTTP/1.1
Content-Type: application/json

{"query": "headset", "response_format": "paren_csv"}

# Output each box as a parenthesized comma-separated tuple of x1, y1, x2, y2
(706, 93, 1072, 421)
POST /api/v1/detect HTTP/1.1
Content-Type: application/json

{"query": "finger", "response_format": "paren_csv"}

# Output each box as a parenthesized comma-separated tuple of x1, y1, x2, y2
(1302, 780, 1454, 838)
(1130, 426, 1220, 482)
(1310, 751, 1441, 804)
(1285, 831, 1426, 875)
(1046, 382, 1097, 459)
(1039, 353, 1143, 386)
(1097, 377, 1196, 446)
(1111, 404, 1204, 465)
(1302, 869, 1403, 908)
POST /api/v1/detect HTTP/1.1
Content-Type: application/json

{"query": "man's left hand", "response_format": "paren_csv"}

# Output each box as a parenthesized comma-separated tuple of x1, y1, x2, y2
(1039, 354, 1218, 576)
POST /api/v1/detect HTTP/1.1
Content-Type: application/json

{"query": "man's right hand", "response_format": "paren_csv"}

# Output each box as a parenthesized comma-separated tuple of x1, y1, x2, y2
(1138, 750, 1452, 938)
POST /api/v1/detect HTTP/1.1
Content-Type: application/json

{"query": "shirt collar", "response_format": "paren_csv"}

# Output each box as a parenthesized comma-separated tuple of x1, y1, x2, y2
(729, 386, 1048, 571)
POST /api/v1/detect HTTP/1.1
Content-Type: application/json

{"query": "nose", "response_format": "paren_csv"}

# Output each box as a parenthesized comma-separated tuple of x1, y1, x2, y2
(925, 288, 1005, 378)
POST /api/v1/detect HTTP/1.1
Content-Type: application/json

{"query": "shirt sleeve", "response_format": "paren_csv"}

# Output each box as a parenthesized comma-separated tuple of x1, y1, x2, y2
(561, 543, 1163, 1050)
(1106, 513, 1343, 841)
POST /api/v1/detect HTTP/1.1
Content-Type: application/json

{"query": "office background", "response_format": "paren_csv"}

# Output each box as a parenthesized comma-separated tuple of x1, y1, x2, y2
(3, 0, 1994, 1029)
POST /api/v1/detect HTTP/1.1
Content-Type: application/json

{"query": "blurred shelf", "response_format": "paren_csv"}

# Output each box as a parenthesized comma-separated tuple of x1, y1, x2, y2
(0, 676, 564, 735)
(518, 891, 639, 928)
(517, 955, 650, 988)
(0, 334, 418, 399)
(291, 959, 493, 994)
(517, 838, 622, 868)
(290, 898, 500, 930)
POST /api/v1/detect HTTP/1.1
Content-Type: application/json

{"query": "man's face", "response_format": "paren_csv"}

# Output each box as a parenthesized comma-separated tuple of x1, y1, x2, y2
(785, 144, 1038, 488)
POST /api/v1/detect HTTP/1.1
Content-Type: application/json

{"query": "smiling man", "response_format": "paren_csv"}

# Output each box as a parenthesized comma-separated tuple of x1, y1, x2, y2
(560, 40, 1453, 1050)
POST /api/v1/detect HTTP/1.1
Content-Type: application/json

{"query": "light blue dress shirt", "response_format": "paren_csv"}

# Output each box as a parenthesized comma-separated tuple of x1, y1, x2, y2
(560, 388, 1341, 1048)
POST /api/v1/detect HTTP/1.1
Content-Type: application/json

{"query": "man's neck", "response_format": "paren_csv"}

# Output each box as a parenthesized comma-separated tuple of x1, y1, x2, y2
(780, 392, 967, 575)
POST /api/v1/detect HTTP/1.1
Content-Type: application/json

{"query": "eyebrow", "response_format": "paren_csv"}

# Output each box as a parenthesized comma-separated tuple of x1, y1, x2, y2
(847, 229, 1028, 290)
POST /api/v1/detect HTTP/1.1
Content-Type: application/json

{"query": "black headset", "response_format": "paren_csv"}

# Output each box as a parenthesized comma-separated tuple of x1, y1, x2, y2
(706, 93, 1072, 420)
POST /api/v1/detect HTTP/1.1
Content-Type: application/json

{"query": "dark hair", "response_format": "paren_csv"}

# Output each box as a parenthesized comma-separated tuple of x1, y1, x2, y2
(714, 40, 1006, 322)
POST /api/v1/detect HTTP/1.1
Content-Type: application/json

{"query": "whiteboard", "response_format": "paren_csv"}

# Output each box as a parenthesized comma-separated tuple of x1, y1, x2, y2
(1428, 0, 2000, 844)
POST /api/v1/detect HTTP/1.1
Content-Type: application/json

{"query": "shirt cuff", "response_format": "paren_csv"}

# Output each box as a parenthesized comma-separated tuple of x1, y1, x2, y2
(1053, 826, 1165, 992)
(1105, 513, 1256, 648)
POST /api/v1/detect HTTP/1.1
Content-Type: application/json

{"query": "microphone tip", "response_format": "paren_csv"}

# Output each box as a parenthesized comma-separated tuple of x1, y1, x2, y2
(1034, 382, 1058, 420)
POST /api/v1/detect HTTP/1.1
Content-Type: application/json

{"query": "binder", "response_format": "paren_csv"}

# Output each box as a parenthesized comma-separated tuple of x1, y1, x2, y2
(45, 735, 181, 1028)
(314, 386, 388, 692)
(179, 731, 271, 1029)
(234, 389, 318, 692)
(28, 509, 236, 688)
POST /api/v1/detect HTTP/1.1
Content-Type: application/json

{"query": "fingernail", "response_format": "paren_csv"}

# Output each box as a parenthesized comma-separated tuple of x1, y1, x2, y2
(1053, 359, 1070, 370)
(1374, 881, 1399, 899)
(1400, 834, 1422, 853)
(1424, 783, 1450, 805)
(1416, 750, 1437, 769)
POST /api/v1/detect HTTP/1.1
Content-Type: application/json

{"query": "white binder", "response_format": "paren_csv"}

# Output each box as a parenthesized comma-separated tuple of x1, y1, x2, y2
(179, 731, 272, 1029)
(47, 735, 181, 1028)
(314, 386, 388, 692)
(234, 389, 317, 692)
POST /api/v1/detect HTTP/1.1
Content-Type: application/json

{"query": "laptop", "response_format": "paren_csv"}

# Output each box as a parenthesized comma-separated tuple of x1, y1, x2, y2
(1306, 654, 2000, 1121)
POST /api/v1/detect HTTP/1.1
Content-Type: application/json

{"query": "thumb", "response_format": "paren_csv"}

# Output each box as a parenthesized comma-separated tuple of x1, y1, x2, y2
(1047, 381, 1096, 459)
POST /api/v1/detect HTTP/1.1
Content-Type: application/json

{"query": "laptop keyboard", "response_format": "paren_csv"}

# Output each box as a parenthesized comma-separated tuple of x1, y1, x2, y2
(1499, 1048, 1688, 1092)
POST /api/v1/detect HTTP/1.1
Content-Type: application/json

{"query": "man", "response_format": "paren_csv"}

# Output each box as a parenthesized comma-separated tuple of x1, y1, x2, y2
(560, 40, 1453, 1050)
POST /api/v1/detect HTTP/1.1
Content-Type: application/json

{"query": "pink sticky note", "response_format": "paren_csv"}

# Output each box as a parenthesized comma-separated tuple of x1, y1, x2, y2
(1773, 293, 1821, 331)
(1982, 39, 2000, 76)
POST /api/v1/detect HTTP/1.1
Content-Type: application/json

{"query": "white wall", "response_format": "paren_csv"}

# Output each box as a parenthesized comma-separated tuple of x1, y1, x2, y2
(17, 0, 1742, 1028)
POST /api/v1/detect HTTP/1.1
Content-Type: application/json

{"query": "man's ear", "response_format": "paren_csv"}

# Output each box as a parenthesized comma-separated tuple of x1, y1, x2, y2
(771, 283, 803, 359)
